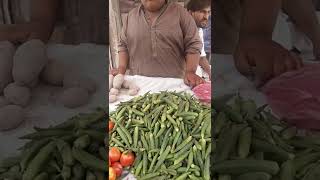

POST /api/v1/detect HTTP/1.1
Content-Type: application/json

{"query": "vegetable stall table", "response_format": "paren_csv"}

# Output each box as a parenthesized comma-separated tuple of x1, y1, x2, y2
(0, 43, 107, 161)
(109, 76, 211, 180)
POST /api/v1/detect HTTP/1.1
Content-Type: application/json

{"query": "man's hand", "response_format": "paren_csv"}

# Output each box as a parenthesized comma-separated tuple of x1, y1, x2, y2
(109, 68, 119, 76)
(184, 72, 205, 88)
(234, 36, 303, 86)
(109, 66, 126, 76)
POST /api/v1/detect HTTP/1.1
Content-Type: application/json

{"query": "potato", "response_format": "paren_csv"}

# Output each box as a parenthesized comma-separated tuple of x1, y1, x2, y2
(128, 88, 139, 96)
(109, 88, 119, 95)
(12, 39, 48, 86)
(0, 105, 24, 131)
(122, 80, 131, 89)
(27, 77, 39, 89)
(129, 83, 140, 91)
(109, 95, 117, 103)
(4, 83, 31, 107)
(113, 74, 124, 89)
(41, 59, 66, 86)
(0, 41, 15, 92)
(59, 87, 90, 108)
(63, 72, 97, 94)
(109, 74, 114, 90)
(0, 96, 10, 108)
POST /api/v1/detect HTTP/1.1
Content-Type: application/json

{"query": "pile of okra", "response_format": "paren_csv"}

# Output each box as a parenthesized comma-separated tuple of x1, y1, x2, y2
(0, 107, 107, 180)
(212, 94, 320, 180)
(109, 91, 211, 180)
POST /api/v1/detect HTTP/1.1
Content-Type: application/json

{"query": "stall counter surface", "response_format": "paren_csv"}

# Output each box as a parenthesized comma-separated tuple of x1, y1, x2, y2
(109, 75, 196, 113)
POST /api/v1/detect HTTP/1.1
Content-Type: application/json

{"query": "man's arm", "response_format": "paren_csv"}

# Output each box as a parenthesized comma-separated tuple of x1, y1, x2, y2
(282, 0, 320, 42)
(185, 53, 200, 74)
(239, 0, 281, 40)
(117, 14, 130, 75)
(118, 51, 129, 74)
(179, 7, 205, 86)
(0, 0, 58, 43)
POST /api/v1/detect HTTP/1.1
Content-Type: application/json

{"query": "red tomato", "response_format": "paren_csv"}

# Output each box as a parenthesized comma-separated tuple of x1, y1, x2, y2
(109, 121, 115, 131)
(109, 147, 121, 163)
(112, 162, 123, 177)
(109, 167, 116, 180)
(120, 151, 135, 167)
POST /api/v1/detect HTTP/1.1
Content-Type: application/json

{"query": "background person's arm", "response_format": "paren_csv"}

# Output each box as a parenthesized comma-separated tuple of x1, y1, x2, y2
(199, 57, 211, 79)
(0, 0, 58, 43)
(282, 0, 320, 43)
(282, 0, 320, 59)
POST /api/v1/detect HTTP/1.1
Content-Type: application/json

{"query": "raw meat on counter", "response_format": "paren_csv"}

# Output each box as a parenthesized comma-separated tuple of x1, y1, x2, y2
(263, 64, 320, 130)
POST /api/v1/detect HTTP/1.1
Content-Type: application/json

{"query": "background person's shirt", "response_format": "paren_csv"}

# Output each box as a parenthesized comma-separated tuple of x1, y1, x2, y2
(203, 15, 211, 53)
(199, 28, 206, 57)
(118, 2, 202, 78)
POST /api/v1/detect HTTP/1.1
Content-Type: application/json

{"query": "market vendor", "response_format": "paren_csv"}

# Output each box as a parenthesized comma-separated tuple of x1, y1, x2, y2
(187, 0, 211, 80)
(114, 0, 206, 87)
(214, 0, 320, 86)
(0, 0, 107, 45)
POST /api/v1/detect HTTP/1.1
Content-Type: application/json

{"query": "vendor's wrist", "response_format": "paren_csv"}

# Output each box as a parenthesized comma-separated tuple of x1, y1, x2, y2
(118, 66, 126, 74)
(185, 70, 196, 75)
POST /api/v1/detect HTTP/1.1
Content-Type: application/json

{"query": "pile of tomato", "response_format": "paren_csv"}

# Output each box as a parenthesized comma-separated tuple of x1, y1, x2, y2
(108, 121, 135, 180)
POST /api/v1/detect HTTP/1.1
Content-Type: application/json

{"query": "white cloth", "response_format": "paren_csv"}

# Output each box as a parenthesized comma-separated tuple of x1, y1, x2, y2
(212, 54, 267, 106)
(109, 75, 194, 112)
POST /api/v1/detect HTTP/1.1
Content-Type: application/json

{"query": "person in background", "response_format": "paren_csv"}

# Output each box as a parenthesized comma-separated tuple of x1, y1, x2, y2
(0, 0, 107, 45)
(204, 15, 211, 63)
(214, 0, 320, 86)
(113, 0, 205, 87)
(186, 0, 211, 80)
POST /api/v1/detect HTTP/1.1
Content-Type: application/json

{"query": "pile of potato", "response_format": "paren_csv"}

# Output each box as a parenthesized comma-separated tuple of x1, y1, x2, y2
(0, 40, 97, 131)
(109, 74, 140, 103)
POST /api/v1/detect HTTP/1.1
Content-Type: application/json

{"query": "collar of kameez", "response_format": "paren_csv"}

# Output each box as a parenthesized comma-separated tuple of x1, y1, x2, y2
(139, 0, 170, 16)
